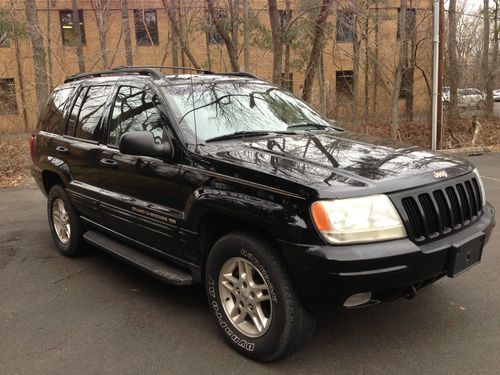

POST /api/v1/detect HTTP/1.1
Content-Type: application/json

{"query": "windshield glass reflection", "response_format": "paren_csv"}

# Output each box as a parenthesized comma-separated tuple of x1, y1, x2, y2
(163, 81, 334, 142)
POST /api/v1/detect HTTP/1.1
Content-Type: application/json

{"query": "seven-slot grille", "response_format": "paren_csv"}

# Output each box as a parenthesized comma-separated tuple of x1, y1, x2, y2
(393, 173, 483, 243)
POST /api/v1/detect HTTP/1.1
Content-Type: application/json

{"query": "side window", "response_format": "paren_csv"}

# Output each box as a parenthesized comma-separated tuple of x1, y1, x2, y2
(66, 87, 87, 136)
(39, 88, 74, 133)
(75, 86, 112, 141)
(108, 86, 164, 147)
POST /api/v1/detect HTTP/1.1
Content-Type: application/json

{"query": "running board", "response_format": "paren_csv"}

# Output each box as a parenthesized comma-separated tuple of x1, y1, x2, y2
(83, 230, 194, 286)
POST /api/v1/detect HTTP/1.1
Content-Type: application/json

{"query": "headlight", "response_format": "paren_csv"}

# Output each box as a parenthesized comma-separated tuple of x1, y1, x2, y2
(473, 168, 486, 207)
(311, 195, 406, 244)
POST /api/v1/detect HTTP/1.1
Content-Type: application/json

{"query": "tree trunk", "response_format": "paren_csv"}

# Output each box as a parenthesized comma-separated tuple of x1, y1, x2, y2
(92, 0, 109, 70)
(352, 0, 360, 120)
(13, 30, 28, 130)
(363, 7, 369, 123)
(482, 0, 493, 115)
(302, 0, 334, 102)
(24, 0, 48, 112)
(163, 0, 201, 69)
(120, 0, 133, 66)
(373, 0, 380, 115)
(46, 0, 53, 90)
(243, 0, 250, 71)
(390, 0, 407, 140)
(268, 0, 282, 84)
(318, 49, 326, 113)
(492, 0, 499, 102)
(448, 0, 459, 114)
(207, 0, 240, 71)
(71, 0, 85, 72)
(283, 0, 292, 89)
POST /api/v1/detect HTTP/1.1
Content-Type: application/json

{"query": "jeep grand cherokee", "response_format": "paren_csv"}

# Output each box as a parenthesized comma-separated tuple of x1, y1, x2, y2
(30, 67, 496, 362)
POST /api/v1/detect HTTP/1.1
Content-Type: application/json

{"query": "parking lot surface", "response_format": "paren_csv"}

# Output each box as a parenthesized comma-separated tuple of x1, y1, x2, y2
(0, 153, 499, 374)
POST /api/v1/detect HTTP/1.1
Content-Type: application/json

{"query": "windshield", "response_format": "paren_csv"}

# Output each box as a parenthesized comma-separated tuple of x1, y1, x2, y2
(163, 81, 335, 142)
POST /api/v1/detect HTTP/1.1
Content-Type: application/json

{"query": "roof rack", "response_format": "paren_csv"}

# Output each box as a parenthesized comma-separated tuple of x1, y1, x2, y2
(64, 67, 164, 83)
(205, 71, 259, 79)
(64, 66, 259, 84)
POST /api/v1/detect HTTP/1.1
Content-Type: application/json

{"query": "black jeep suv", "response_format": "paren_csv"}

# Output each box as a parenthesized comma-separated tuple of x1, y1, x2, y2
(31, 67, 495, 362)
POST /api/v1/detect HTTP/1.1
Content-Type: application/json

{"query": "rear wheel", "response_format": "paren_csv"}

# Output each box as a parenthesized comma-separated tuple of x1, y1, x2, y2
(47, 185, 86, 257)
(205, 231, 316, 362)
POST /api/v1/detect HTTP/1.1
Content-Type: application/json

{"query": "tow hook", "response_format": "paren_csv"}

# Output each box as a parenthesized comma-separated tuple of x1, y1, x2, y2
(404, 285, 417, 299)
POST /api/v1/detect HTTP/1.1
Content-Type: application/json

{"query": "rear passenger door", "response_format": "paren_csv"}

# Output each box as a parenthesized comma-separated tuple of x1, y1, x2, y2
(58, 84, 114, 223)
(98, 84, 183, 259)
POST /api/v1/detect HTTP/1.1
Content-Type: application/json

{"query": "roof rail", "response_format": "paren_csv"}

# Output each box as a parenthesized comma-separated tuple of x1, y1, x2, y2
(205, 71, 259, 79)
(64, 67, 164, 83)
(115, 65, 213, 74)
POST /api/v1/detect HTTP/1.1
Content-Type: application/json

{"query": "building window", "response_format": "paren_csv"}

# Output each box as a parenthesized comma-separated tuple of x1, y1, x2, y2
(206, 9, 226, 44)
(281, 72, 293, 91)
(0, 31, 8, 48)
(336, 71, 354, 100)
(59, 10, 86, 45)
(278, 9, 292, 30)
(397, 8, 416, 40)
(399, 66, 414, 99)
(0, 78, 18, 114)
(134, 9, 159, 46)
(0, 12, 10, 48)
(336, 11, 354, 43)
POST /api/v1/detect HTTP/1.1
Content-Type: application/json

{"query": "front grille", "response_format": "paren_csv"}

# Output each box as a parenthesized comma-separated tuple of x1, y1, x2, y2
(391, 173, 483, 243)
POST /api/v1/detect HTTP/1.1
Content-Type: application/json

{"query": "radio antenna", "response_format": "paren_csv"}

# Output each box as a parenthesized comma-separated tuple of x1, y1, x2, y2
(189, 75, 199, 153)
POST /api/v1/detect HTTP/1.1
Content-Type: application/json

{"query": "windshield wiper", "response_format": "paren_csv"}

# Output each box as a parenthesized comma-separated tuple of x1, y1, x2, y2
(205, 130, 294, 143)
(287, 122, 343, 131)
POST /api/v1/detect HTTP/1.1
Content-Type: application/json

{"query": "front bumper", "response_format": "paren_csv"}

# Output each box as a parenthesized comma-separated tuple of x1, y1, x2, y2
(279, 202, 495, 310)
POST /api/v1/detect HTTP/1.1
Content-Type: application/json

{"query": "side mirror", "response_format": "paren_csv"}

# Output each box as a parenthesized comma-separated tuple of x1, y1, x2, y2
(119, 131, 172, 159)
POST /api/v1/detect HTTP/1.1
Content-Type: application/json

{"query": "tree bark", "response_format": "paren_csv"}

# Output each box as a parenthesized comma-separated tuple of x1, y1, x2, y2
(243, 0, 250, 71)
(92, 0, 109, 70)
(46, 0, 53, 90)
(71, 0, 85, 72)
(352, 0, 360, 120)
(268, 0, 282, 84)
(120, 0, 133, 66)
(482, 0, 493, 114)
(390, 0, 407, 140)
(163, 0, 201, 69)
(448, 0, 459, 114)
(302, 0, 334, 102)
(283, 0, 292, 89)
(207, 0, 240, 71)
(24, 0, 48, 112)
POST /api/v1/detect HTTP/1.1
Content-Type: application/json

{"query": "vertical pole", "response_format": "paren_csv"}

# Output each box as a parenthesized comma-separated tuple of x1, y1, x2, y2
(431, 0, 440, 150)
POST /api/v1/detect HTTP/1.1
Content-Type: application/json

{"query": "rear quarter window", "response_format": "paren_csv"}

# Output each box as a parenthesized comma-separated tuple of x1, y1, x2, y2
(38, 87, 74, 134)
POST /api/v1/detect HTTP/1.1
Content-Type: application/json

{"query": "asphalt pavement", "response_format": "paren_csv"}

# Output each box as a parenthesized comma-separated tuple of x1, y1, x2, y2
(0, 153, 499, 374)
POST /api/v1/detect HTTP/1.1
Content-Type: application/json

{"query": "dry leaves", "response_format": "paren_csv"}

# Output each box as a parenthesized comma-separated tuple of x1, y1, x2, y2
(0, 133, 31, 188)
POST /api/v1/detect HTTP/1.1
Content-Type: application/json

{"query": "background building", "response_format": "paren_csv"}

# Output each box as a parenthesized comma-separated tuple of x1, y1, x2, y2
(0, 0, 434, 134)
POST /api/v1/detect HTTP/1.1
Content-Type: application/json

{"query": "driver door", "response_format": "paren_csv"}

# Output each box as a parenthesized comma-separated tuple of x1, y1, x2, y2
(99, 84, 183, 259)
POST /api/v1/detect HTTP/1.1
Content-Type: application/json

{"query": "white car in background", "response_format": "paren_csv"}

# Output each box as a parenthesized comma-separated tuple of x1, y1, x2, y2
(494, 89, 500, 102)
(443, 87, 486, 108)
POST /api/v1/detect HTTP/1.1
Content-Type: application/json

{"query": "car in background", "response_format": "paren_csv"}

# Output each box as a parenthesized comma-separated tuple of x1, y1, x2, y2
(443, 87, 486, 109)
(494, 89, 500, 102)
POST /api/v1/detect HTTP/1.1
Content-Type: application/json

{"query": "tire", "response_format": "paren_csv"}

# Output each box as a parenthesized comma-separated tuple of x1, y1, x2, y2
(205, 231, 316, 362)
(47, 184, 86, 257)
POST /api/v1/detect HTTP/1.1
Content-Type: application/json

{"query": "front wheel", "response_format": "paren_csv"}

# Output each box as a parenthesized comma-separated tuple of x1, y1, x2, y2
(205, 231, 316, 362)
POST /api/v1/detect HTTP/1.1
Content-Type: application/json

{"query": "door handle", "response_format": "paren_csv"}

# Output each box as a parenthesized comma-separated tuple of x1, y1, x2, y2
(100, 158, 118, 168)
(56, 146, 69, 154)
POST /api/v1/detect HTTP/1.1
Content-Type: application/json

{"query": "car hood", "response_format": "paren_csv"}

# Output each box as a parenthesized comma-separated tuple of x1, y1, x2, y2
(199, 131, 473, 199)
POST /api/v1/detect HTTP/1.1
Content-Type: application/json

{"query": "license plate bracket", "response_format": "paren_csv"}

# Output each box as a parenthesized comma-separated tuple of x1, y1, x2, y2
(447, 234, 485, 278)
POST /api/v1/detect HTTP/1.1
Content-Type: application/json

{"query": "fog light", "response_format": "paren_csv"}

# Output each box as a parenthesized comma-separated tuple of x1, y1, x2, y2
(343, 292, 372, 308)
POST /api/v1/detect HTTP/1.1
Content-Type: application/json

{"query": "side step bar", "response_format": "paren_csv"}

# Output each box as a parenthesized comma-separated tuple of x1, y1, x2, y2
(83, 230, 194, 286)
